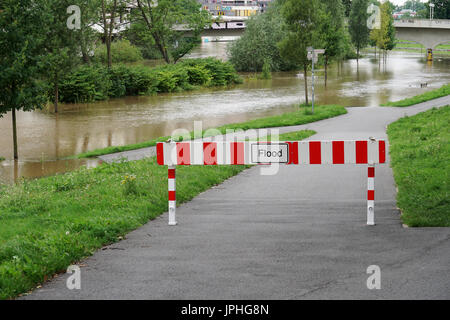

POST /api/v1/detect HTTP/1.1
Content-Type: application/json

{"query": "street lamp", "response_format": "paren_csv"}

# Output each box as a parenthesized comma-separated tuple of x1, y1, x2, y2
(430, 3, 435, 21)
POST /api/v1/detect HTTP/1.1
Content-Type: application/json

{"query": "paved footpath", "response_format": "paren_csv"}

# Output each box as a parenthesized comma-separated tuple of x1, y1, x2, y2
(24, 96, 450, 299)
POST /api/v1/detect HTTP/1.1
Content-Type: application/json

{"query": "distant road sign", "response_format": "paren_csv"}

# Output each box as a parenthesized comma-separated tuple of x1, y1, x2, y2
(251, 143, 289, 164)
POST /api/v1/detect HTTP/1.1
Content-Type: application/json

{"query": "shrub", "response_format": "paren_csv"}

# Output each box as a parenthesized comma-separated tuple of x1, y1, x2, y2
(59, 65, 111, 103)
(187, 58, 241, 86)
(184, 65, 212, 86)
(58, 58, 240, 103)
(94, 40, 143, 64)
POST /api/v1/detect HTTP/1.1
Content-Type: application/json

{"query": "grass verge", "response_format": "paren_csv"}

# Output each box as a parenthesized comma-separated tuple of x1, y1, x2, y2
(73, 105, 346, 159)
(382, 84, 450, 107)
(0, 130, 315, 299)
(387, 106, 449, 227)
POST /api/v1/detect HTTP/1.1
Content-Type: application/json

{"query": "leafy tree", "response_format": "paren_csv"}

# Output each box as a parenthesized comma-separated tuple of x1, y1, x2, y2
(0, 0, 50, 159)
(320, 0, 346, 87)
(100, 0, 128, 68)
(124, 15, 163, 60)
(370, 1, 396, 61)
(278, 0, 325, 105)
(349, 0, 370, 62)
(41, 0, 80, 113)
(402, 0, 426, 12)
(134, 0, 211, 64)
(228, 2, 297, 72)
(426, 0, 450, 19)
(73, 0, 102, 64)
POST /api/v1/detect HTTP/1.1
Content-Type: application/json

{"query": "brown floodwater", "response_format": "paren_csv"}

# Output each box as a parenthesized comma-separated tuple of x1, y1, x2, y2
(1, 41, 449, 183)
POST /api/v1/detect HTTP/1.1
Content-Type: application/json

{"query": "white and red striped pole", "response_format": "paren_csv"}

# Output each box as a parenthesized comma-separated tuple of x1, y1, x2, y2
(168, 165, 177, 226)
(367, 163, 375, 226)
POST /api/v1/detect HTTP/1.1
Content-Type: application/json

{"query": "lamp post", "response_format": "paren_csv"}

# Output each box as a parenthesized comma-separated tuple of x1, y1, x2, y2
(430, 3, 435, 21)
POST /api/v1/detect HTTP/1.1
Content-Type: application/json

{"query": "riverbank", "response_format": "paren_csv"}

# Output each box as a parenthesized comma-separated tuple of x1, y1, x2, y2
(382, 84, 450, 107)
(0, 129, 315, 300)
(74, 105, 347, 159)
(387, 106, 450, 227)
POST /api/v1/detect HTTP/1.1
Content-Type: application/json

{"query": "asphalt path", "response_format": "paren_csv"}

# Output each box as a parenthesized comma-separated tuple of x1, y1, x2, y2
(24, 96, 450, 299)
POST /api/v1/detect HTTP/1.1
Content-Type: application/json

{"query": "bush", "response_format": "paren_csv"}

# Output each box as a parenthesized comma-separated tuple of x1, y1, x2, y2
(184, 65, 212, 86)
(184, 58, 242, 86)
(59, 65, 111, 103)
(94, 40, 143, 64)
(58, 58, 240, 103)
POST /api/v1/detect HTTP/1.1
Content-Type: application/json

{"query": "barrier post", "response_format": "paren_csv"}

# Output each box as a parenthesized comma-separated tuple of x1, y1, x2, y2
(168, 165, 177, 226)
(367, 163, 375, 225)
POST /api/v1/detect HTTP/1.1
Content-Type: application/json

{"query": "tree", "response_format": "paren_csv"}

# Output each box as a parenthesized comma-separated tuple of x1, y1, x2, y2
(228, 2, 297, 72)
(99, 0, 128, 68)
(101, 0, 116, 68)
(320, 0, 346, 87)
(0, 0, 49, 159)
(426, 0, 450, 19)
(402, 0, 426, 12)
(134, 0, 211, 64)
(370, 1, 396, 62)
(278, 0, 325, 105)
(41, 0, 80, 113)
(349, 0, 370, 62)
(73, 0, 102, 64)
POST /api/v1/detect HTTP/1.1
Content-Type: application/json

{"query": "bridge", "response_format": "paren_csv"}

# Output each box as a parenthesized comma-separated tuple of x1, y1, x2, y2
(184, 18, 450, 60)
(394, 19, 450, 53)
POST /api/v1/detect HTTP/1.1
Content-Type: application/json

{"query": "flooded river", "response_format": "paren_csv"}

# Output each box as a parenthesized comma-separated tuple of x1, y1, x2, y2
(1, 41, 449, 183)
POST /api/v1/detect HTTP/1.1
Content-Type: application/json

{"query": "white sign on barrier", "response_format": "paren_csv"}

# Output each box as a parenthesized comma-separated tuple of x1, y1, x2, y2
(251, 143, 289, 164)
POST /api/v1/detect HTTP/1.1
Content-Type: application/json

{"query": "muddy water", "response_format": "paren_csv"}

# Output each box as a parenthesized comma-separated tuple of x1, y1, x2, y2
(1, 43, 449, 183)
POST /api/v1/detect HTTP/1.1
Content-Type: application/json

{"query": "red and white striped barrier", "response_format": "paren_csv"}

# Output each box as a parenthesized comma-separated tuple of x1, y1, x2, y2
(157, 140, 387, 226)
(157, 140, 386, 166)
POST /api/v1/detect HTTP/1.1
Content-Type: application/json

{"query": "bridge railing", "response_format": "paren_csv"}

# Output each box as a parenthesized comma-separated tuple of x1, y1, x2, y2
(394, 19, 450, 28)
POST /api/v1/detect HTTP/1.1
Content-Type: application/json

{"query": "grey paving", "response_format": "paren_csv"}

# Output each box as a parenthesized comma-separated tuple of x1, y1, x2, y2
(24, 96, 450, 299)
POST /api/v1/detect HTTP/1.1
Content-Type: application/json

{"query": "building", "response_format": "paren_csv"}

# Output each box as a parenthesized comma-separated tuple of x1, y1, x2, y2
(198, 0, 274, 18)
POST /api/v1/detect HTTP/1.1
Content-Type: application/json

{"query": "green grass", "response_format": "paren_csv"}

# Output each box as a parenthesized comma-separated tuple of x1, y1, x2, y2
(387, 106, 449, 227)
(395, 40, 450, 50)
(0, 130, 315, 299)
(252, 130, 316, 142)
(382, 84, 450, 107)
(74, 105, 347, 159)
